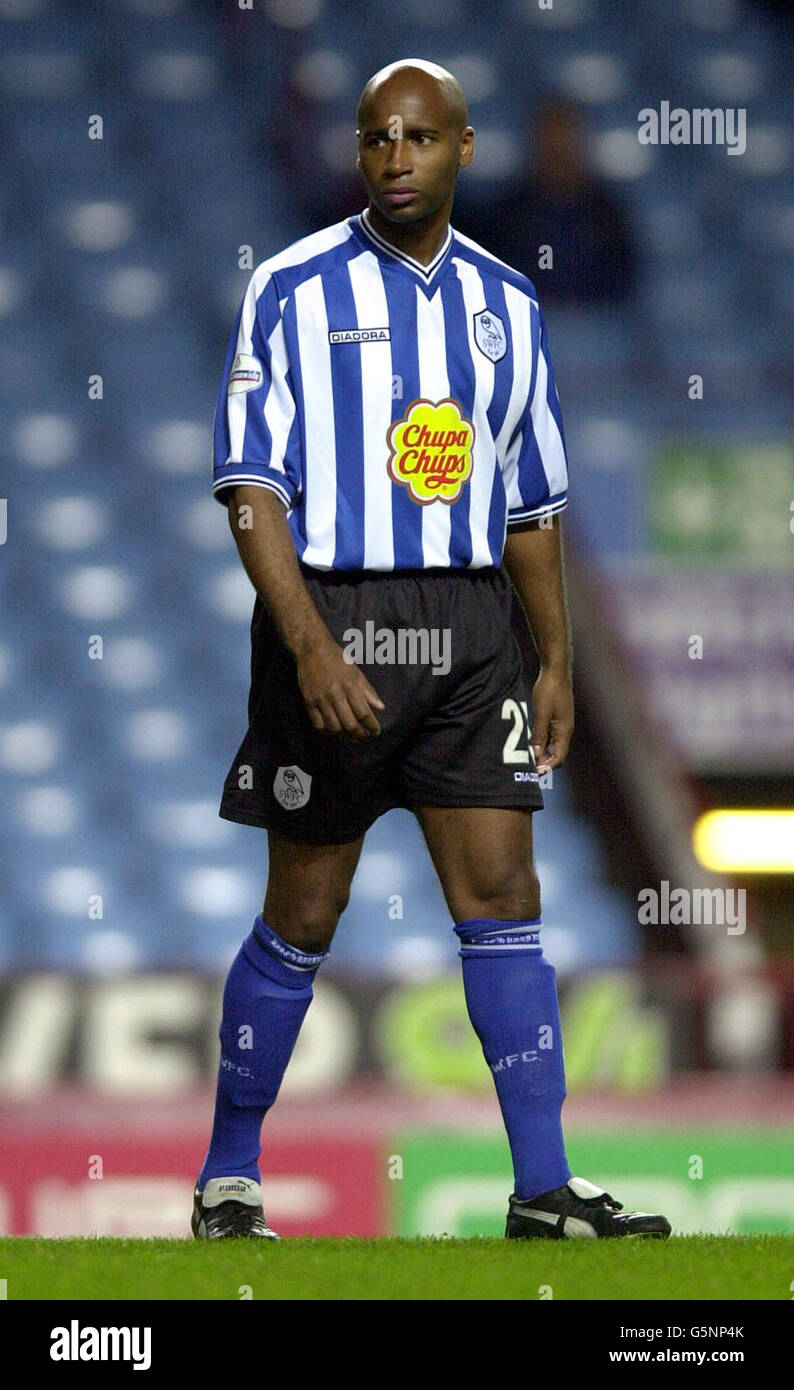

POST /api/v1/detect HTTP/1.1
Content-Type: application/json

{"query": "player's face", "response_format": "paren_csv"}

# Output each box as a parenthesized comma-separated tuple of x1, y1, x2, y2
(357, 82, 473, 226)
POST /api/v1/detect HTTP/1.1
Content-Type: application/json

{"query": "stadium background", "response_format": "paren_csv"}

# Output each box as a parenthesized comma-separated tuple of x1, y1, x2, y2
(1, 0, 792, 1240)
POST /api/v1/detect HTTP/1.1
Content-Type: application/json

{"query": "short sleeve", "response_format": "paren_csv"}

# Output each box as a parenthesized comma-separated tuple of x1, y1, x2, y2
(212, 270, 302, 509)
(505, 303, 569, 527)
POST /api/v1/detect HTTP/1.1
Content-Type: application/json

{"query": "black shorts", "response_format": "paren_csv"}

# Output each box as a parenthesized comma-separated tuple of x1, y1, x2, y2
(219, 564, 543, 844)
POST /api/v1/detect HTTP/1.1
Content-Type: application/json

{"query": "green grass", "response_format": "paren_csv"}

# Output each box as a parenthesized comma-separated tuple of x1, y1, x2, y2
(1, 1236, 793, 1301)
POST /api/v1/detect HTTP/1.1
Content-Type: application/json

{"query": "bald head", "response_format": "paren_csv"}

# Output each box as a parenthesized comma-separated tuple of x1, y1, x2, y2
(357, 59, 468, 134)
(355, 58, 474, 240)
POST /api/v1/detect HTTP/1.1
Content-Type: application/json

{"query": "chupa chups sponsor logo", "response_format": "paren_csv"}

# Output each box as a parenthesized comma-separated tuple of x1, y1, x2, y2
(387, 398, 475, 505)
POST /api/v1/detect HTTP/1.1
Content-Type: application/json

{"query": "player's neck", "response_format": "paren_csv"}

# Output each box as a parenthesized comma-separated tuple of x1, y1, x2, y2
(365, 203, 450, 267)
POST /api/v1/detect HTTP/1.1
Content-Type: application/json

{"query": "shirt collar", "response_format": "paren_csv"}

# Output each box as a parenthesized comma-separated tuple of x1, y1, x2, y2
(354, 207, 453, 285)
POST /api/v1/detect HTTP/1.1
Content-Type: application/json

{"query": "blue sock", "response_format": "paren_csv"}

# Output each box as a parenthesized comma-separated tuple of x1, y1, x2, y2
(454, 917, 572, 1202)
(198, 916, 328, 1188)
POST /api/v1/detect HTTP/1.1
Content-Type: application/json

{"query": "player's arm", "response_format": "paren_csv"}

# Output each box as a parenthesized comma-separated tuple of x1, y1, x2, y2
(227, 485, 384, 739)
(503, 514, 573, 773)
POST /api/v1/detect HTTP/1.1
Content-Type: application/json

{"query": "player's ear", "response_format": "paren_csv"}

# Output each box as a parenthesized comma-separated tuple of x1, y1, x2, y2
(459, 126, 475, 167)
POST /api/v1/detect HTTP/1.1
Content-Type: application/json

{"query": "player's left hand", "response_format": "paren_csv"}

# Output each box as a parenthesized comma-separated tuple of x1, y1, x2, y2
(530, 668, 574, 774)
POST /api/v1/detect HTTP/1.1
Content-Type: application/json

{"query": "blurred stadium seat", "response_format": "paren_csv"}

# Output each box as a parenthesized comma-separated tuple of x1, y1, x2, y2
(0, 0, 792, 1242)
(0, 0, 791, 975)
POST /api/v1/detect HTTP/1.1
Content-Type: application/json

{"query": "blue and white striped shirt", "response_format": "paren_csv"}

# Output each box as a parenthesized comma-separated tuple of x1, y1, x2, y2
(213, 209, 568, 571)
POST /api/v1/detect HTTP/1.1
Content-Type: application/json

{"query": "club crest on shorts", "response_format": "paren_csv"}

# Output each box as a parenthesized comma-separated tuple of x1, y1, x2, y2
(473, 308, 507, 363)
(273, 765, 312, 810)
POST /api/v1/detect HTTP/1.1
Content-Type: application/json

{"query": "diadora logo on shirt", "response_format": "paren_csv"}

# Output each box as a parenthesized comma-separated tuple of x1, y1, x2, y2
(228, 352, 263, 394)
(387, 398, 475, 506)
(273, 764, 312, 810)
(329, 326, 391, 344)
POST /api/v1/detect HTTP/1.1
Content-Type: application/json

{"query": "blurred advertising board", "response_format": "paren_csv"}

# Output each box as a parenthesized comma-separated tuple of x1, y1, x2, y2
(0, 971, 671, 1096)
(391, 1131, 794, 1238)
(0, 1133, 384, 1238)
(609, 569, 794, 773)
(651, 441, 794, 568)
(603, 438, 794, 774)
(2, 1127, 793, 1238)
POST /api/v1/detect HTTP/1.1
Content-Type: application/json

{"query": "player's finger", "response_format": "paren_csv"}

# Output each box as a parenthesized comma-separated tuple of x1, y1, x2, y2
(360, 675, 385, 711)
(531, 720, 549, 764)
(347, 686, 381, 736)
(320, 700, 343, 736)
(306, 702, 327, 734)
(537, 725, 573, 773)
(333, 693, 369, 739)
(353, 707, 380, 737)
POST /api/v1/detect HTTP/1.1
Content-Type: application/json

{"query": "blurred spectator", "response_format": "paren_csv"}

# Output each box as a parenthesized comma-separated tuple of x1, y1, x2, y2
(754, 0, 791, 24)
(460, 99, 638, 306)
(268, 82, 364, 231)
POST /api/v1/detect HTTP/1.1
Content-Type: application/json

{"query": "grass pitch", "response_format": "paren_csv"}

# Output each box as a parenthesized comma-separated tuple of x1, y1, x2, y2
(1, 1235, 792, 1301)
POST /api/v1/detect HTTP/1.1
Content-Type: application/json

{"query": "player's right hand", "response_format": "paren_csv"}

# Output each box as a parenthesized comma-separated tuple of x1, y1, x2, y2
(297, 634, 385, 739)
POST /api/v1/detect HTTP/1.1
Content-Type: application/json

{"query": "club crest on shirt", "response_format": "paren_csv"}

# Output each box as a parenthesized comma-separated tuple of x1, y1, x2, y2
(473, 308, 507, 363)
(387, 398, 475, 506)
